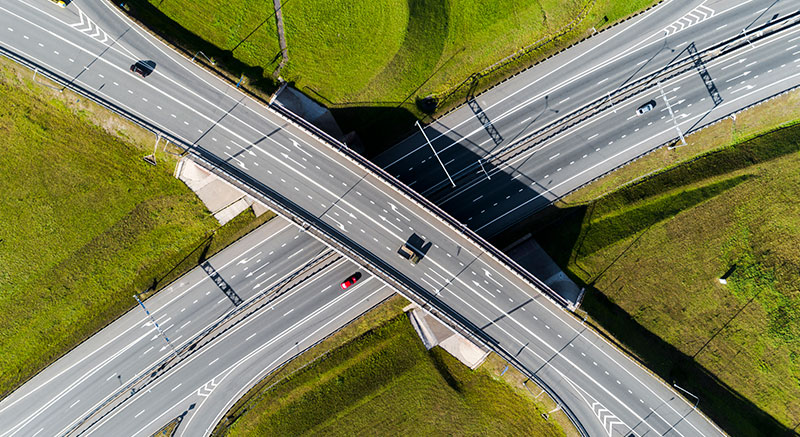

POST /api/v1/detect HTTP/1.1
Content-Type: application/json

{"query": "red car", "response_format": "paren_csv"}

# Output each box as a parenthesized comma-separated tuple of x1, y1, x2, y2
(340, 272, 361, 290)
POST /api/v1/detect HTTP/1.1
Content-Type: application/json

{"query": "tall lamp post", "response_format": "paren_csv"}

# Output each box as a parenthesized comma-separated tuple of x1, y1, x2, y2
(416, 120, 455, 188)
(134, 293, 178, 358)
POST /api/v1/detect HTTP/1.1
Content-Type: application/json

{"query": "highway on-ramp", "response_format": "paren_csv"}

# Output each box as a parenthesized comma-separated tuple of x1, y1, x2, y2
(0, 1, 730, 435)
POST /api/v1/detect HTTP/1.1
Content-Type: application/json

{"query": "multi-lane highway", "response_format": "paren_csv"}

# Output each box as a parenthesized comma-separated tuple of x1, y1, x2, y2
(0, 217, 392, 437)
(0, 0, 761, 435)
(380, 0, 800, 236)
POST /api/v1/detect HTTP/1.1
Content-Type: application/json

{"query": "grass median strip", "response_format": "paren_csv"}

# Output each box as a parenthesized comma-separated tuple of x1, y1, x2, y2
(221, 310, 565, 436)
(0, 57, 273, 398)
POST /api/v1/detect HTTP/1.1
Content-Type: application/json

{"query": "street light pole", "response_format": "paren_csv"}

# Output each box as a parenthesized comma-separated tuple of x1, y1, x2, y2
(478, 159, 491, 180)
(416, 120, 455, 187)
(673, 382, 699, 409)
(658, 81, 687, 148)
(32, 68, 63, 93)
(134, 293, 178, 358)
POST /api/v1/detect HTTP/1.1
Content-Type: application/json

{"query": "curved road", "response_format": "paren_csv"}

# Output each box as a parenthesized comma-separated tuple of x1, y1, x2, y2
(0, 0, 748, 436)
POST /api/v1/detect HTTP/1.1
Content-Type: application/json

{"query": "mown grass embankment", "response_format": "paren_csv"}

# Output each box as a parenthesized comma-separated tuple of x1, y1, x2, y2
(222, 313, 566, 436)
(128, 0, 659, 153)
(0, 58, 273, 398)
(531, 120, 800, 435)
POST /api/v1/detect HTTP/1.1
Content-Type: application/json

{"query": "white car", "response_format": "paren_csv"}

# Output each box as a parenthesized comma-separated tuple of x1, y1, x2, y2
(636, 100, 656, 115)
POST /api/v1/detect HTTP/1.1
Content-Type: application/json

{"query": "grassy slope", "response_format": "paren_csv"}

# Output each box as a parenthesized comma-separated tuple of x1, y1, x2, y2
(0, 59, 271, 397)
(140, 0, 658, 150)
(226, 315, 564, 436)
(533, 124, 800, 434)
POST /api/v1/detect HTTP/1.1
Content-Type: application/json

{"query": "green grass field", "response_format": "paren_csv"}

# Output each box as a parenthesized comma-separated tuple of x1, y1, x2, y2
(131, 0, 657, 152)
(0, 58, 272, 398)
(223, 314, 565, 436)
(532, 123, 800, 435)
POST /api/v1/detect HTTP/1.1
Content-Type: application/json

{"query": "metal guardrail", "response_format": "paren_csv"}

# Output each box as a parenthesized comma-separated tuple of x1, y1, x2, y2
(421, 8, 800, 196)
(13, 7, 798, 433)
(0, 37, 581, 434)
(60, 248, 338, 436)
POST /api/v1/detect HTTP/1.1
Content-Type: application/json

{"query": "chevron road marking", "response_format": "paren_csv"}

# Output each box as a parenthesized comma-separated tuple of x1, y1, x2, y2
(663, 4, 715, 37)
(593, 402, 630, 436)
(70, 8, 109, 44)
(196, 378, 219, 398)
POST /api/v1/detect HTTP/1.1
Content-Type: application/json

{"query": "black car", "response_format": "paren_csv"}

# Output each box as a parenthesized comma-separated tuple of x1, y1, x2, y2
(129, 61, 154, 78)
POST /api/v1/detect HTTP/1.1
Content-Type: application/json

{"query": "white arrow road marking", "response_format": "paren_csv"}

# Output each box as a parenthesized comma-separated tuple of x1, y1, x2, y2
(471, 280, 495, 298)
(280, 152, 307, 170)
(387, 202, 411, 222)
(483, 269, 504, 287)
(223, 152, 248, 170)
(378, 215, 403, 233)
(290, 139, 313, 158)
(725, 71, 751, 83)
(324, 214, 347, 232)
(237, 251, 262, 265)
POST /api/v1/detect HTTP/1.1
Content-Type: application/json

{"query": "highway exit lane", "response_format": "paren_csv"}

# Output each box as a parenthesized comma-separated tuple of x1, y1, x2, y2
(80, 262, 390, 437)
(0, 1, 725, 435)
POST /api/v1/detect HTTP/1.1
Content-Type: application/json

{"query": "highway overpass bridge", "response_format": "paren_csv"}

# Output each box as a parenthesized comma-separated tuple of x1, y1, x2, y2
(2, 0, 788, 435)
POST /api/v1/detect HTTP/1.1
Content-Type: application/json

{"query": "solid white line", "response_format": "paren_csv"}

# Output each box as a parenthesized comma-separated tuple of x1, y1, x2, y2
(440, 26, 800, 206)
(0, 220, 291, 427)
(383, 0, 681, 168)
(103, 280, 382, 437)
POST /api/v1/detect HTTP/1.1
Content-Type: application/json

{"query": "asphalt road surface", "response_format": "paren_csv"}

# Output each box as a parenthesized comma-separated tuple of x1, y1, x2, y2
(380, 0, 800, 236)
(0, 0, 738, 435)
(0, 217, 392, 437)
